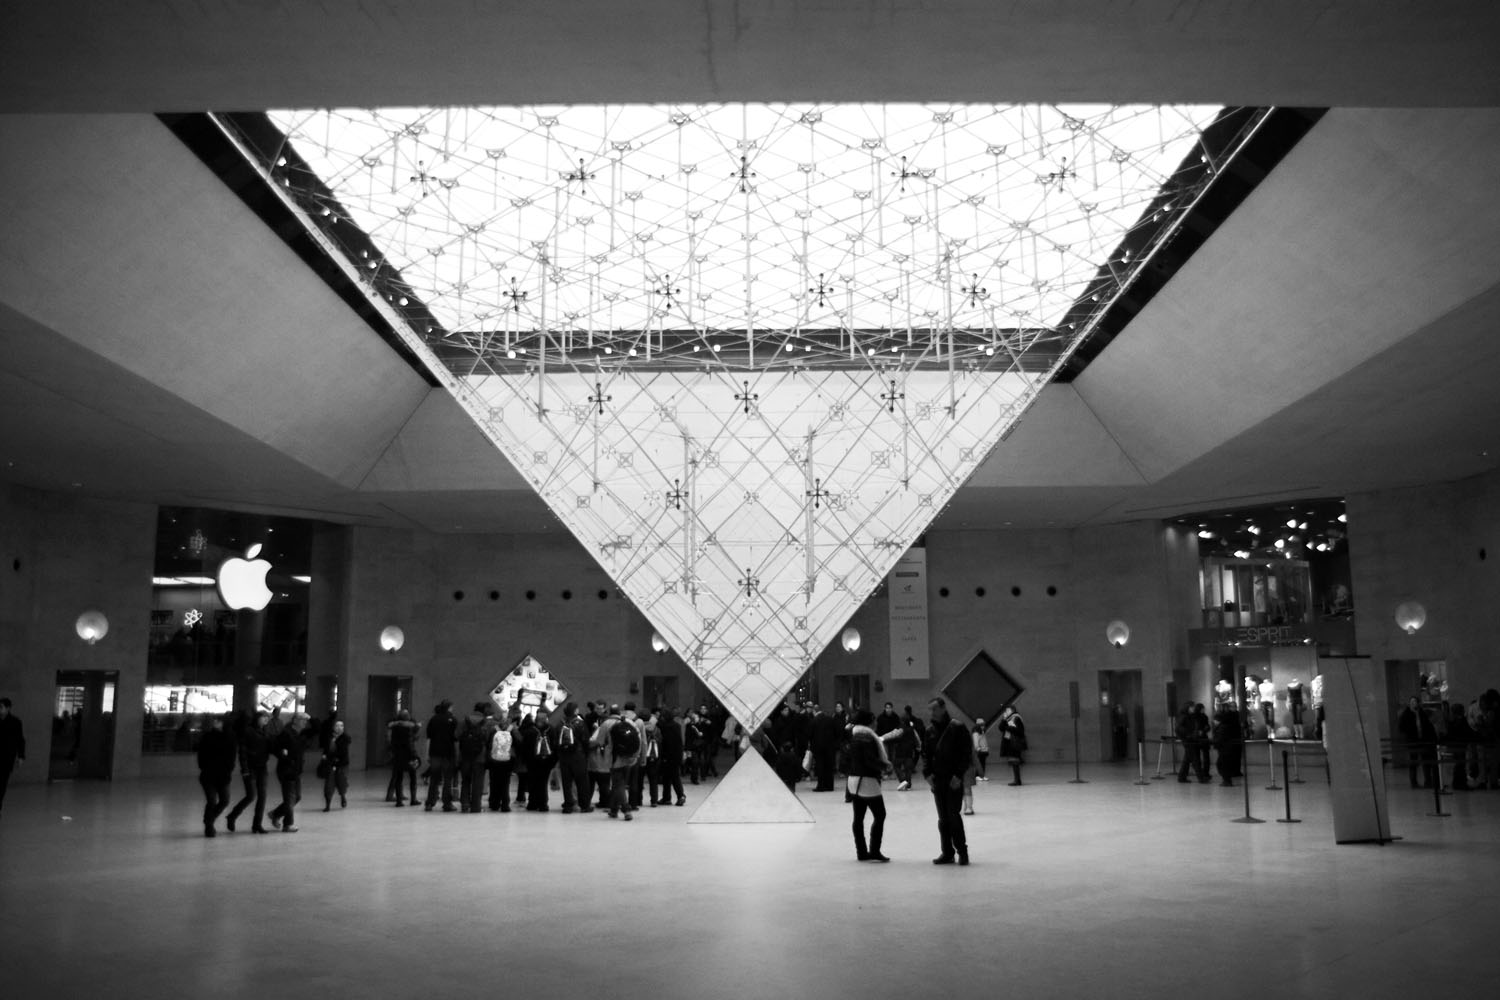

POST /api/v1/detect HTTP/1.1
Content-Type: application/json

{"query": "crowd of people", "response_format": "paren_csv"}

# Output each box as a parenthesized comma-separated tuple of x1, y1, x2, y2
(181, 693, 1032, 866)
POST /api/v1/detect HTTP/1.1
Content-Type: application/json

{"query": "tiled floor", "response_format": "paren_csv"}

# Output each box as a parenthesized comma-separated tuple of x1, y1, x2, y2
(2, 757, 1496, 999)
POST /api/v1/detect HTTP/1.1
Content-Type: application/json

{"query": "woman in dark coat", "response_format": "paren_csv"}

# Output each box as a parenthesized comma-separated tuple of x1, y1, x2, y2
(999, 706, 1027, 786)
(1213, 703, 1245, 786)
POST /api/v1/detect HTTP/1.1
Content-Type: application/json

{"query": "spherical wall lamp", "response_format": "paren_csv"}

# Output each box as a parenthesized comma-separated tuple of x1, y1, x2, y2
(75, 609, 109, 645)
(841, 627, 861, 653)
(1105, 620, 1131, 649)
(1394, 601, 1427, 636)
(379, 625, 405, 654)
(650, 632, 669, 655)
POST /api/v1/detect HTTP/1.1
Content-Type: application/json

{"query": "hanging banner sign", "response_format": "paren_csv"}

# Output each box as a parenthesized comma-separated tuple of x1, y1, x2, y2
(888, 548, 930, 679)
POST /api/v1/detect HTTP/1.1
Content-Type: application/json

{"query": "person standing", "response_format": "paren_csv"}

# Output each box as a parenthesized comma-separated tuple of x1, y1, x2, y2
(320, 719, 351, 812)
(999, 705, 1027, 786)
(656, 707, 686, 807)
(485, 713, 516, 812)
(923, 697, 970, 866)
(456, 704, 489, 814)
(683, 710, 704, 785)
(226, 710, 271, 833)
(809, 704, 840, 792)
(591, 703, 641, 820)
(847, 709, 891, 861)
(554, 702, 591, 813)
(0, 698, 27, 818)
(1213, 701, 1244, 787)
(972, 718, 991, 782)
(1397, 696, 1439, 789)
(386, 709, 420, 807)
(636, 710, 661, 809)
(268, 712, 309, 832)
(424, 700, 458, 813)
(196, 713, 237, 837)
(522, 709, 556, 811)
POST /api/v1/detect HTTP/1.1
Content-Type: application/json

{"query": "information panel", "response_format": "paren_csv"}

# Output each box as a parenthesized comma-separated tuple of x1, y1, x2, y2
(1321, 656, 1393, 844)
(888, 548, 930, 680)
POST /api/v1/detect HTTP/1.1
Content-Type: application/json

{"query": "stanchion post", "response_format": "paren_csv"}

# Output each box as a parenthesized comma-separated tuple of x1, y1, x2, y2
(1265, 739, 1281, 791)
(1134, 740, 1151, 786)
(1276, 750, 1301, 824)
(1233, 732, 1264, 824)
(1427, 762, 1451, 817)
(1152, 739, 1167, 780)
(1290, 737, 1305, 784)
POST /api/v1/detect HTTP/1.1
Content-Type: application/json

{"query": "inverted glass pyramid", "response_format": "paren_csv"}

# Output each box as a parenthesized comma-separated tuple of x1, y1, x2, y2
(241, 102, 1234, 731)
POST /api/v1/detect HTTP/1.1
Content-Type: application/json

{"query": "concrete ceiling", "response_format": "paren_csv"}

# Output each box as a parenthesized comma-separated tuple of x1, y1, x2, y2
(2, 4, 1499, 534)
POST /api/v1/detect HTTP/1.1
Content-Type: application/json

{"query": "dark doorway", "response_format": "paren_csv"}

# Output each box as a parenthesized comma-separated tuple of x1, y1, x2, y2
(1098, 669, 1143, 762)
(833, 674, 871, 713)
(50, 671, 117, 781)
(366, 675, 412, 770)
(641, 675, 680, 713)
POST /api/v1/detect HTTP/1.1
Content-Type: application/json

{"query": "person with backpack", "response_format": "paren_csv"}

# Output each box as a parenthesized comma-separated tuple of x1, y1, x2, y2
(591, 702, 643, 820)
(587, 714, 613, 809)
(486, 713, 515, 812)
(553, 702, 591, 813)
(457, 704, 489, 813)
(520, 708, 557, 812)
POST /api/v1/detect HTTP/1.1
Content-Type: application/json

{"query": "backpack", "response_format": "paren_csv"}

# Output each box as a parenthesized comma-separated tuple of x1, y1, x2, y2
(490, 728, 513, 762)
(458, 723, 485, 761)
(610, 718, 640, 758)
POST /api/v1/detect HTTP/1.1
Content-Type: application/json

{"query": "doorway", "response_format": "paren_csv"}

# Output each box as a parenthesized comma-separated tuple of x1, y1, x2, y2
(1097, 669, 1143, 762)
(833, 674, 871, 713)
(641, 675, 680, 713)
(50, 671, 118, 781)
(365, 675, 413, 770)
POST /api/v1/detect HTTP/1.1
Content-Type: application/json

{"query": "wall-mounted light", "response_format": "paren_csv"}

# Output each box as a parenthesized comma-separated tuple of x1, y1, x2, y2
(379, 625, 405, 653)
(76, 609, 109, 645)
(841, 627, 861, 653)
(1394, 601, 1426, 636)
(650, 632, 668, 654)
(1105, 620, 1130, 648)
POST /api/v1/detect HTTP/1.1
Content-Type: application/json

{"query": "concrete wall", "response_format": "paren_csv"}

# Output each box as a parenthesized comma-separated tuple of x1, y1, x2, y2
(0, 483, 155, 784)
(1348, 467, 1500, 705)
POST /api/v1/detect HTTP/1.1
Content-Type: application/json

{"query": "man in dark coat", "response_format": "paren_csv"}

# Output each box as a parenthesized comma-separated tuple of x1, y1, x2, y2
(196, 713, 237, 837)
(808, 705, 841, 791)
(424, 700, 458, 812)
(0, 697, 27, 817)
(1397, 696, 1439, 789)
(922, 697, 970, 866)
(226, 710, 271, 832)
(267, 712, 309, 832)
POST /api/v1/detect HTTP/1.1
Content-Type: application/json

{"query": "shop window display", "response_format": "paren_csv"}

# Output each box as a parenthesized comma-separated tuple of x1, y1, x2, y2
(143, 507, 315, 754)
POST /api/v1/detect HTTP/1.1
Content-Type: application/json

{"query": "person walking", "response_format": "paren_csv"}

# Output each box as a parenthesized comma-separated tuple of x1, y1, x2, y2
(268, 712, 309, 832)
(999, 705, 1027, 786)
(923, 697, 970, 866)
(847, 709, 891, 862)
(196, 713, 237, 837)
(1213, 701, 1244, 787)
(320, 719, 351, 811)
(226, 710, 271, 832)
(0, 697, 25, 818)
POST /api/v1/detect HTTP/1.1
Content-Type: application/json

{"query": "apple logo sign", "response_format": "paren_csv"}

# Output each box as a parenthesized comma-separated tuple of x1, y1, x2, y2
(217, 543, 274, 611)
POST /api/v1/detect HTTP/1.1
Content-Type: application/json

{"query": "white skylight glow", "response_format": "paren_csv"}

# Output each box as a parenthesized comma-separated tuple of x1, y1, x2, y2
(270, 103, 1218, 343)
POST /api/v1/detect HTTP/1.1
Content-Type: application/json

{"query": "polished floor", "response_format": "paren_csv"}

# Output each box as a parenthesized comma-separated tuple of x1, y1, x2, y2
(2, 756, 1497, 999)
